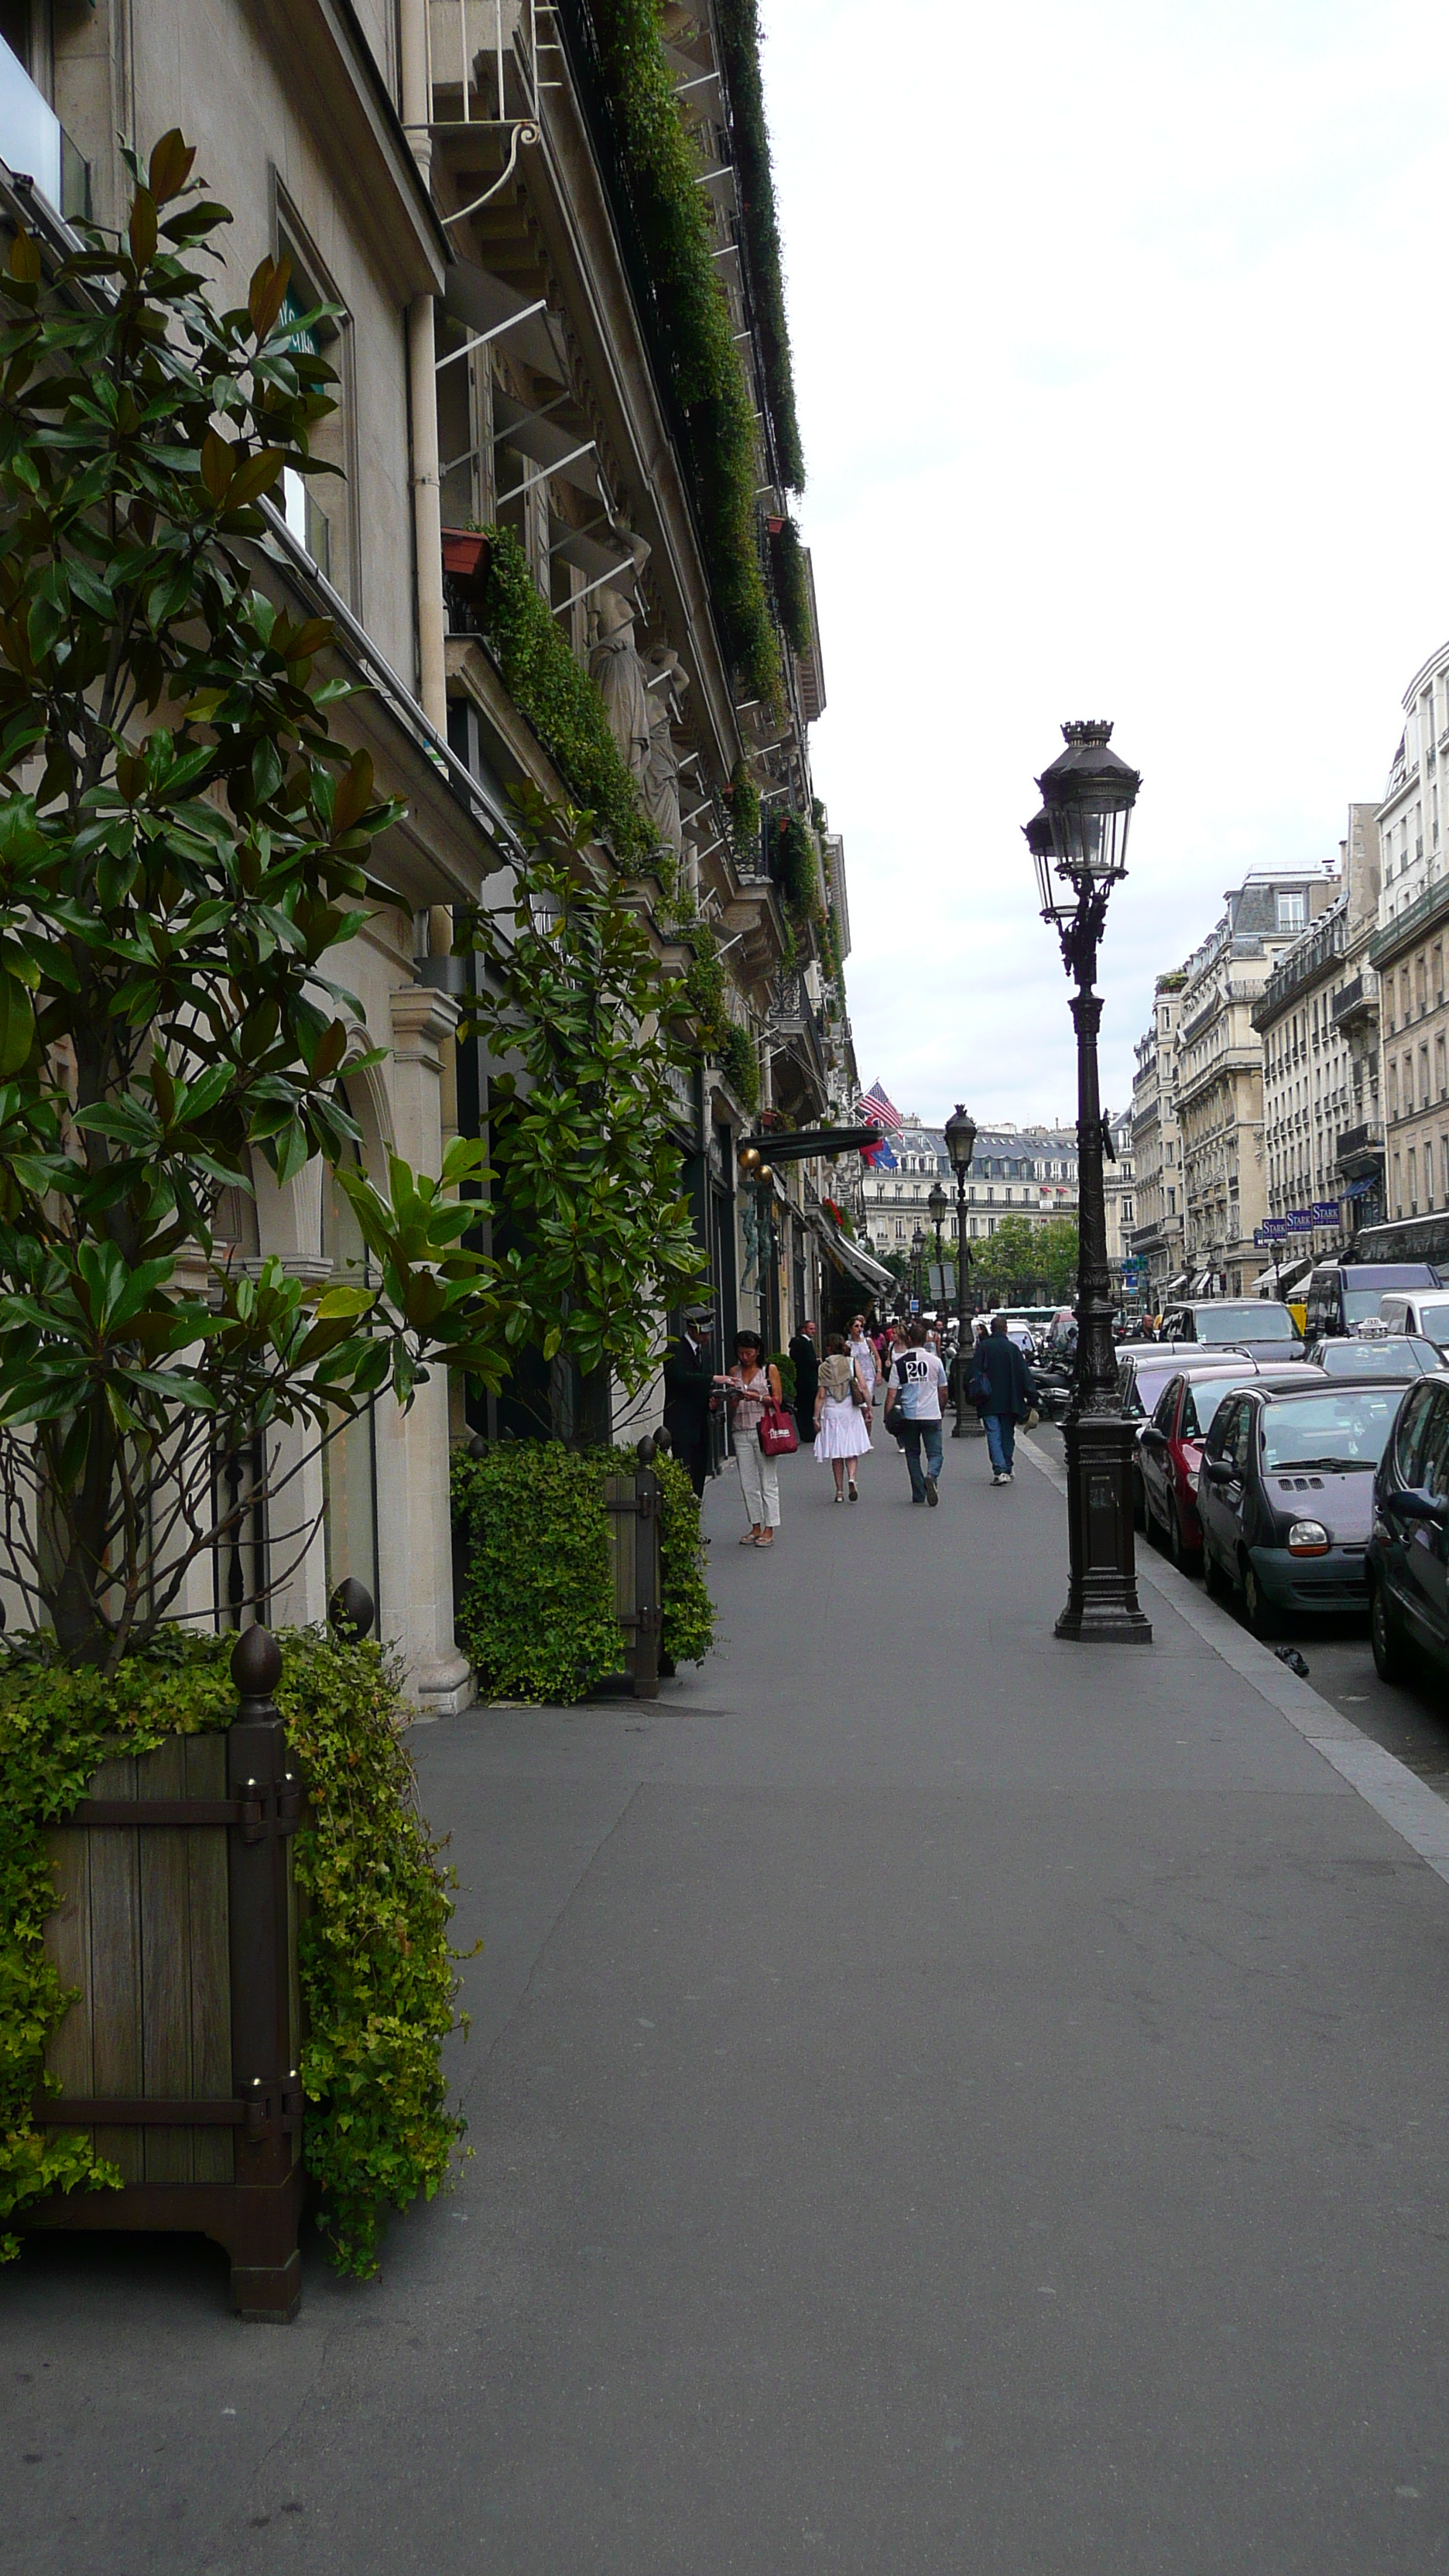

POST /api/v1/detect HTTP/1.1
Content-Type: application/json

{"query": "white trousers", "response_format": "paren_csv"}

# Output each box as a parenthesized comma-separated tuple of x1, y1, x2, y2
(735, 1427, 781, 1528)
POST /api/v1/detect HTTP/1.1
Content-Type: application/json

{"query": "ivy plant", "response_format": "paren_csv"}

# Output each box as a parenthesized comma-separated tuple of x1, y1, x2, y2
(476, 525, 658, 869)
(460, 792, 707, 1442)
(714, 0, 806, 493)
(0, 139, 512, 1670)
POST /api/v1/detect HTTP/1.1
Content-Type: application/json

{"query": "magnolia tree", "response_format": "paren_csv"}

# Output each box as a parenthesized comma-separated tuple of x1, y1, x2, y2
(0, 138, 512, 1670)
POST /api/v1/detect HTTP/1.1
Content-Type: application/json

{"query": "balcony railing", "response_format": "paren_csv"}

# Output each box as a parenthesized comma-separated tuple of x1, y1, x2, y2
(1334, 1122, 1385, 1167)
(0, 39, 90, 221)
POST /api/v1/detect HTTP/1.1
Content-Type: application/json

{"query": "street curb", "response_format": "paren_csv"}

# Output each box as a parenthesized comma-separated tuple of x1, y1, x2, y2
(1017, 1433, 1449, 1888)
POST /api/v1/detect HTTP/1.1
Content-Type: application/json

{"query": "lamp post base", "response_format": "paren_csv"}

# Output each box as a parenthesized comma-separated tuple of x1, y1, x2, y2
(1054, 1413, 1153, 1644)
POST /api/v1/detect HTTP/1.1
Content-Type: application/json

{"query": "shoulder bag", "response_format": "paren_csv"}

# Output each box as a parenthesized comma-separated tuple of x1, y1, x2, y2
(759, 1399, 799, 1457)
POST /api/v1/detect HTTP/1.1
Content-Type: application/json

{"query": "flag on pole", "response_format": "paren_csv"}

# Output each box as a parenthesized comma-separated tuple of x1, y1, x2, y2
(857, 1081, 903, 1133)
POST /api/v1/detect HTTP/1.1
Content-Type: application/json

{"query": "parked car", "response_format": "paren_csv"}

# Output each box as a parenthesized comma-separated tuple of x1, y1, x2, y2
(1376, 1290, 1449, 1348)
(1197, 1379, 1408, 1635)
(1300, 1260, 1439, 1341)
(1119, 1348, 1259, 1527)
(1160, 1299, 1303, 1361)
(1307, 1334, 1443, 1380)
(1367, 1375, 1449, 1682)
(1138, 1363, 1323, 1569)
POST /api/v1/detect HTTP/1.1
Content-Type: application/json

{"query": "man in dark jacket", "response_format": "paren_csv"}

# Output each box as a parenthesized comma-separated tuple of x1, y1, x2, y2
(787, 1319, 819, 1445)
(663, 1307, 716, 1495)
(971, 1314, 1036, 1486)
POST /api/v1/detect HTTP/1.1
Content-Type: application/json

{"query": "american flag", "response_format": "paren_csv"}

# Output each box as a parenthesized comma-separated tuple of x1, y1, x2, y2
(857, 1081, 903, 1134)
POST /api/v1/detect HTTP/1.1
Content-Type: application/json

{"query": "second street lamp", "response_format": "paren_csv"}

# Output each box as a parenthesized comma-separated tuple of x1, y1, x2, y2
(910, 1225, 925, 1309)
(944, 1103, 977, 1434)
(927, 1180, 948, 1294)
(1027, 719, 1151, 1645)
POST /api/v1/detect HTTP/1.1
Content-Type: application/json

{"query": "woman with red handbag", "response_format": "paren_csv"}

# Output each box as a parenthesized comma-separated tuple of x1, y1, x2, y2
(718, 1329, 786, 1547)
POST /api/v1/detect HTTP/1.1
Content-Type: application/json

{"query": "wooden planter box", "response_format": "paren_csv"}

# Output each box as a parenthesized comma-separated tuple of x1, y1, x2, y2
(603, 1450, 663, 1697)
(21, 1632, 306, 2320)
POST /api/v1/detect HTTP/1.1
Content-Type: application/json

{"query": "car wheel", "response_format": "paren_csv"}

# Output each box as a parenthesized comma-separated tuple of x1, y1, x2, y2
(1370, 1576, 1410, 1686)
(1168, 1502, 1197, 1574)
(1203, 1541, 1230, 1601)
(1242, 1558, 1277, 1640)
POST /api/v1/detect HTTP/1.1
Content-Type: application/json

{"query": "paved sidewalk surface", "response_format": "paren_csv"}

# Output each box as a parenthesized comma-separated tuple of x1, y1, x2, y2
(7, 1429, 1449, 2573)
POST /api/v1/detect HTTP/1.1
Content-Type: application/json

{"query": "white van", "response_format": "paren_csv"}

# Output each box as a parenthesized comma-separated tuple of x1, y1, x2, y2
(1377, 1288, 1449, 1347)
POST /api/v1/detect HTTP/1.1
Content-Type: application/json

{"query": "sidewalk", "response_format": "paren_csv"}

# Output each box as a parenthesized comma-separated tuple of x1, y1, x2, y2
(8, 1425, 1449, 2573)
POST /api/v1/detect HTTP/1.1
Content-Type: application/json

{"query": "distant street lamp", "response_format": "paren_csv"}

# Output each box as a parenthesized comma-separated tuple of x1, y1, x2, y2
(910, 1224, 925, 1308)
(927, 1180, 948, 1288)
(1027, 719, 1152, 1644)
(944, 1103, 977, 1434)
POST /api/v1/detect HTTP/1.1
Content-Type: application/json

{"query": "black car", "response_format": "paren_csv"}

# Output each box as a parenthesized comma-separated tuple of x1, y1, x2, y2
(1366, 1375, 1449, 1682)
(1197, 1379, 1408, 1636)
(1160, 1300, 1303, 1362)
(1301, 1260, 1440, 1341)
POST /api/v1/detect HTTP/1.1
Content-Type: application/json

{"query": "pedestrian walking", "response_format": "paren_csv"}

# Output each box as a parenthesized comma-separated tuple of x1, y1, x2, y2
(969, 1312, 1038, 1486)
(847, 1314, 879, 1435)
(814, 1331, 872, 1502)
(883, 1319, 949, 1506)
(788, 1317, 820, 1447)
(661, 1304, 717, 1497)
(718, 1330, 784, 1547)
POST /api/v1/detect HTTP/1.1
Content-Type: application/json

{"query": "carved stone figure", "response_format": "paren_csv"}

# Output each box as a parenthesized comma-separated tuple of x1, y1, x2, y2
(589, 587, 651, 783)
(642, 649, 689, 860)
(741, 1184, 760, 1293)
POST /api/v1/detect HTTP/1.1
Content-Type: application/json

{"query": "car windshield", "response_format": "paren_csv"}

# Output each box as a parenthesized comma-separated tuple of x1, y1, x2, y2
(1187, 1379, 1252, 1440)
(1344, 1286, 1395, 1323)
(1413, 1300, 1449, 1341)
(1321, 1338, 1436, 1379)
(1197, 1303, 1297, 1342)
(1259, 1390, 1401, 1472)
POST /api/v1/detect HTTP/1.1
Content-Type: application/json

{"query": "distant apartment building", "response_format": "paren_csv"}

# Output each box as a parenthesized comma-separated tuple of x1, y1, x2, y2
(1252, 807, 1382, 1263)
(862, 1118, 1078, 1261)
(1368, 639, 1449, 1248)
(1130, 974, 1186, 1297)
(1177, 872, 1337, 1295)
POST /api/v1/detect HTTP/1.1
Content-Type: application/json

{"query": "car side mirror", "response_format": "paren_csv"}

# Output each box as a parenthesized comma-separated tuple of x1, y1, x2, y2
(1201, 1455, 1235, 1486)
(1393, 1488, 1449, 1524)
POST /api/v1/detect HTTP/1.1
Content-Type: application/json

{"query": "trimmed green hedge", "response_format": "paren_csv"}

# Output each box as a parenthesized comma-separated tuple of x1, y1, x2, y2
(776, 811, 824, 927)
(720, 1018, 760, 1114)
(451, 1440, 714, 1703)
(0, 1627, 463, 2277)
(478, 526, 658, 868)
(726, 759, 762, 860)
(585, 0, 782, 707)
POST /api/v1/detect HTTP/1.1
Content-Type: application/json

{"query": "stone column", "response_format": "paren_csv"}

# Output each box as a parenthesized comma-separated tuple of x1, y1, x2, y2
(382, 981, 473, 1716)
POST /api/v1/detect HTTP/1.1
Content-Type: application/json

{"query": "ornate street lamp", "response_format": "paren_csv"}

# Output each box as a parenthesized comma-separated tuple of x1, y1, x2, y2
(910, 1224, 925, 1310)
(1027, 720, 1151, 1644)
(944, 1102, 977, 1434)
(927, 1180, 948, 1283)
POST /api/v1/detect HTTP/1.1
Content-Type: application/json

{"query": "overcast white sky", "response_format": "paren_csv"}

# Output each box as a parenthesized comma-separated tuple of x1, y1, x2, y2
(761, 0, 1449, 1129)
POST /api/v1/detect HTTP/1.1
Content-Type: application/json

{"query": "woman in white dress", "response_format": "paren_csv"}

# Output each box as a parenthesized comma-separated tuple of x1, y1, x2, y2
(814, 1331, 872, 1502)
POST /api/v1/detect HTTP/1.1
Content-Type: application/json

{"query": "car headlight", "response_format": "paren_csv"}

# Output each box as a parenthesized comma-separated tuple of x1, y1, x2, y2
(1286, 1519, 1330, 1556)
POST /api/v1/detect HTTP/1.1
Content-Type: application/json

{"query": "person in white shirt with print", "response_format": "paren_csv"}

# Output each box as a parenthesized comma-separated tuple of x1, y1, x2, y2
(883, 1320, 949, 1506)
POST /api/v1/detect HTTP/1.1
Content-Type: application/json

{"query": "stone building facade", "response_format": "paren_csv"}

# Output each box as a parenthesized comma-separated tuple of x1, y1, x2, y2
(1129, 974, 1187, 1299)
(0, 0, 848, 1679)
(1177, 873, 1335, 1297)
(1252, 807, 1382, 1264)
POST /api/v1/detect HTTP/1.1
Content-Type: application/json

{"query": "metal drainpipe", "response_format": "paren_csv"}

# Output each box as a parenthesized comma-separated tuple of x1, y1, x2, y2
(399, 0, 447, 734)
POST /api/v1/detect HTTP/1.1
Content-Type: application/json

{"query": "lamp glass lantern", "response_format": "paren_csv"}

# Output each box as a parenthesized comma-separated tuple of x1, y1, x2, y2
(1030, 719, 1142, 920)
(944, 1105, 977, 1176)
(927, 1182, 948, 1231)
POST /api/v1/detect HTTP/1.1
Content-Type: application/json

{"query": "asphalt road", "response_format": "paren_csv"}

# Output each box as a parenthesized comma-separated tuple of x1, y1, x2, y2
(7, 1425, 1449, 2573)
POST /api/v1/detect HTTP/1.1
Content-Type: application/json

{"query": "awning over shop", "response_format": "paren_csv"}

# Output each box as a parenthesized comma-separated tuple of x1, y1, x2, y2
(810, 1209, 893, 1295)
(1251, 1253, 1314, 1297)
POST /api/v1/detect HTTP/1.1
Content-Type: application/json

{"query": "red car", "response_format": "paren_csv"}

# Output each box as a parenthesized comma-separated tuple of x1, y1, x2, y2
(1137, 1362, 1324, 1569)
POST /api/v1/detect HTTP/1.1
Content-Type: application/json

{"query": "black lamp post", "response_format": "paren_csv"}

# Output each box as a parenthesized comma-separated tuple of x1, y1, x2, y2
(944, 1102, 977, 1434)
(910, 1225, 925, 1310)
(1027, 720, 1151, 1645)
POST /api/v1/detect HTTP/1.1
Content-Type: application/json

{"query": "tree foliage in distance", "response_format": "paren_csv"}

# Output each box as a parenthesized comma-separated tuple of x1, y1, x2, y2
(0, 139, 511, 1669)
(972, 1215, 1079, 1303)
(459, 791, 707, 1438)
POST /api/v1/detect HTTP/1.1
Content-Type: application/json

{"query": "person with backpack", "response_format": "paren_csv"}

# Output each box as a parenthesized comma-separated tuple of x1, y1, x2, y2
(970, 1313, 1038, 1486)
(883, 1320, 949, 1506)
